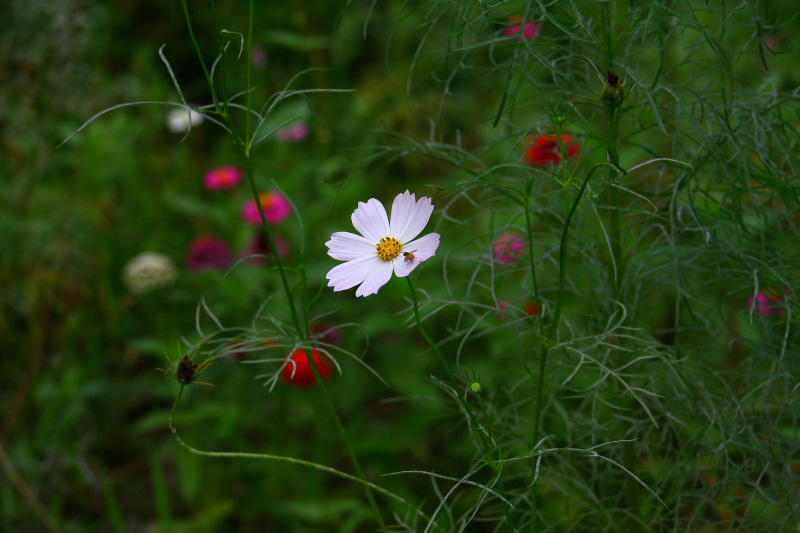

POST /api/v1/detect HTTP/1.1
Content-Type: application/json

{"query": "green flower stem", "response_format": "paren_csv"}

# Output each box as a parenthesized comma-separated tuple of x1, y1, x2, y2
(606, 104, 639, 533)
(180, 0, 220, 114)
(530, 164, 605, 531)
(523, 199, 540, 303)
(524, 192, 545, 531)
(239, 154, 304, 338)
(306, 357, 387, 532)
(170, 386, 439, 530)
(405, 276, 515, 532)
(245, 0, 254, 152)
(181, 5, 381, 528)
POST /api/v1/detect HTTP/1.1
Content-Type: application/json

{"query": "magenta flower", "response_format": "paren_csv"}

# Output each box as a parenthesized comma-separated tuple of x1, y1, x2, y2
(748, 291, 783, 317)
(242, 192, 292, 225)
(187, 236, 232, 272)
(493, 232, 526, 264)
(504, 17, 539, 41)
(276, 122, 310, 142)
(204, 166, 243, 190)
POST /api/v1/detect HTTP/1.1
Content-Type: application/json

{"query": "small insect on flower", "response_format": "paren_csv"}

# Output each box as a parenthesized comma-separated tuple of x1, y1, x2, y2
(402, 250, 417, 264)
(157, 342, 216, 387)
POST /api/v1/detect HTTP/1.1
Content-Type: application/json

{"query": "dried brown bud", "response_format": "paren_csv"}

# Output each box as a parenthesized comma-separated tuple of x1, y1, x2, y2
(607, 70, 619, 88)
(176, 355, 200, 384)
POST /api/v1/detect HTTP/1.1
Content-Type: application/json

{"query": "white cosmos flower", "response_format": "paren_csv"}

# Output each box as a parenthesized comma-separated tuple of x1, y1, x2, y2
(326, 191, 441, 297)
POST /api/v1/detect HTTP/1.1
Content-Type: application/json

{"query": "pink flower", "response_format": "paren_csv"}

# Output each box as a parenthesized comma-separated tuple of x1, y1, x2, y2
(504, 17, 539, 41)
(748, 291, 783, 317)
(495, 301, 508, 319)
(493, 232, 526, 264)
(276, 122, 310, 142)
(242, 192, 292, 225)
(187, 236, 232, 272)
(204, 166, 243, 190)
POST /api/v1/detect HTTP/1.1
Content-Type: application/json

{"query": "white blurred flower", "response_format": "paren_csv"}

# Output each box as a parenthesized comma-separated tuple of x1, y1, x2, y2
(123, 252, 178, 293)
(166, 108, 205, 133)
(325, 191, 440, 297)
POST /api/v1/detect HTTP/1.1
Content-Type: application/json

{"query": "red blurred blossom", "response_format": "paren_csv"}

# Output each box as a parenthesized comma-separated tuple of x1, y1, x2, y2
(524, 301, 539, 316)
(281, 349, 333, 387)
(187, 236, 232, 272)
(505, 16, 539, 41)
(239, 232, 290, 265)
(524, 134, 580, 167)
(204, 166, 243, 190)
(276, 122, 310, 142)
(495, 301, 508, 319)
(242, 192, 292, 225)
(493, 232, 526, 264)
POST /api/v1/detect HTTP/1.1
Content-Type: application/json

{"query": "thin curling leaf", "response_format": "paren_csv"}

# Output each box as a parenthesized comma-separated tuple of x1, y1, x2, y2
(220, 29, 245, 59)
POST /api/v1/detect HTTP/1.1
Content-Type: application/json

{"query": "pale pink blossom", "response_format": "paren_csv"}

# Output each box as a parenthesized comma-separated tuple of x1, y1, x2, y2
(276, 122, 310, 142)
(325, 191, 440, 297)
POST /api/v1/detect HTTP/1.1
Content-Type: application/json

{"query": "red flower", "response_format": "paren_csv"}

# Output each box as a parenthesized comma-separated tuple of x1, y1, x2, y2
(281, 349, 332, 387)
(524, 301, 539, 316)
(524, 134, 580, 167)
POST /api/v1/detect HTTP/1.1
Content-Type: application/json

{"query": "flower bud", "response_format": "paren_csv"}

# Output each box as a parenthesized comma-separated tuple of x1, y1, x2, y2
(601, 70, 625, 105)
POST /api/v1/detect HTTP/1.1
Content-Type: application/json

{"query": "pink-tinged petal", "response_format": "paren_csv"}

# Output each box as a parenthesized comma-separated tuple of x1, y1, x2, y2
(326, 255, 379, 292)
(326, 231, 375, 261)
(394, 233, 440, 278)
(355, 259, 393, 297)
(351, 199, 390, 243)
(397, 195, 434, 243)
(389, 190, 416, 239)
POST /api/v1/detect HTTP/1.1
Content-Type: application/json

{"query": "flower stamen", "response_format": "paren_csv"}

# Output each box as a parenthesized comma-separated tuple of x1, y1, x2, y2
(376, 237, 401, 261)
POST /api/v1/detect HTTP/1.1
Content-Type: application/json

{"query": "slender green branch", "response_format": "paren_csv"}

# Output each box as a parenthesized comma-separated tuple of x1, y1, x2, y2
(306, 356, 387, 532)
(523, 200, 539, 303)
(209, 0, 229, 118)
(245, 0, 254, 153)
(169, 386, 438, 530)
(406, 276, 515, 532)
(180, 0, 221, 114)
(238, 154, 304, 337)
(547, 164, 610, 340)
(530, 163, 610, 531)
(605, 103, 639, 533)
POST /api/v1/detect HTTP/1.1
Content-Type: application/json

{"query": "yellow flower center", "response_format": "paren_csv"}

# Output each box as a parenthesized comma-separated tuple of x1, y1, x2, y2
(376, 237, 401, 261)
